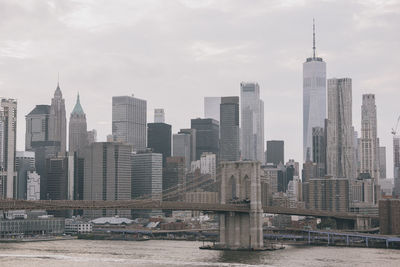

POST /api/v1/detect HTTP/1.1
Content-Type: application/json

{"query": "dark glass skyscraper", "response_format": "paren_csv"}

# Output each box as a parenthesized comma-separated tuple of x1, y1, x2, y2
(191, 118, 219, 161)
(220, 96, 239, 161)
(266, 140, 284, 165)
(147, 122, 171, 167)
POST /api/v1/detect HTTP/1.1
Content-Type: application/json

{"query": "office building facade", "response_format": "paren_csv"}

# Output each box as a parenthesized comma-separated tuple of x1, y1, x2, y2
(191, 118, 219, 161)
(69, 94, 88, 155)
(220, 96, 239, 161)
(25, 105, 50, 151)
(147, 123, 171, 167)
(0, 98, 17, 198)
(359, 94, 380, 180)
(154, 108, 165, 123)
(83, 142, 132, 217)
(49, 83, 67, 154)
(303, 21, 326, 162)
(266, 140, 284, 166)
(326, 78, 355, 179)
(112, 95, 146, 151)
(204, 97, 221, 122)
(173, 133, 191, 171)
(240, 82, 264, 162)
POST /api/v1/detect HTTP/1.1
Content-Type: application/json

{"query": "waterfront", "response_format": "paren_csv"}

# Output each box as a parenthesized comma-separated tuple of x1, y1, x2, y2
(0, 240, 400, 266)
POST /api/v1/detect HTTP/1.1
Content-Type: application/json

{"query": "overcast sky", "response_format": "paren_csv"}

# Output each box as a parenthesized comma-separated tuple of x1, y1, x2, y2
(0, 0, 399, 177)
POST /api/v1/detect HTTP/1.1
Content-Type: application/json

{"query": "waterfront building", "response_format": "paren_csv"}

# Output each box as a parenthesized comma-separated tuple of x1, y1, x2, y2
(147, 122, 171, 167)
(204, 97, 221, 122)
(15, 151, 35, 199)
(69, 94, 88, 155)
(303, 21, 326, 162)
(326, 78, 355, 179)
(25, 105, 50, 150)
(49, 83, 67, 154)
(266, 140, 284, 165)
(0, 98, 17, 199)
(191, 118, 219, 161)
(112, 95, 146, 151)
(154, 108, 165, 123)
(27, 171, 40, 200)
(379, 199, 400, 235)
(172, 133, 191, 171)
(359, 94, 380, 180)
(0, 216, 64, 237)
(240, 82, 264, 162)
(220, 96, 239, 161)
(83, 142, 132, 218)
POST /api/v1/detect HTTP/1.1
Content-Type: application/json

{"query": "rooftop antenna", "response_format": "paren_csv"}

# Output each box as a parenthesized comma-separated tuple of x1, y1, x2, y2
(313, 18, 316, 59)
(57, 72, 60, 87)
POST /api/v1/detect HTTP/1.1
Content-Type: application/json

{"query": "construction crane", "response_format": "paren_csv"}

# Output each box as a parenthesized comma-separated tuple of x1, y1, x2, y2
(392, 116, 400, 135)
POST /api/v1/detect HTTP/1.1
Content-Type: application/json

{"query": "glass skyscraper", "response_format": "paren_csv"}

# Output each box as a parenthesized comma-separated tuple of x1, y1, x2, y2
(303, 21, 326, 162)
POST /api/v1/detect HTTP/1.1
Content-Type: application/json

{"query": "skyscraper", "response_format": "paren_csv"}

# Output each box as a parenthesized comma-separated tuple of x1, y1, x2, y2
(393, 136, 400, 196)
(25, 105, 50, 150)
(266, 140, 284, 166)
(131, 151, 163, 217)
(87, 129, 97, 144)
(83, 142, 132, 218)
(220, 96, 239, 161)
(0, 98, 17, 198)
(69, 94, 88, 154)
(112, 95, 146, 151)
(240, 82, 264, 162)
(15, 151, 35, 199)
(147, 122, 171, 167)
(312, 127, 326, 176)
(191, 118, 220, 161)
(359, 94, 380, 180)
(303, 21, 327, 162)
(204, 97, 221, 122)
(178, 128, 197, 163)
(379, 147, 386, 179)
(49, 83, 67, 154)
(326, 78, 355, 179)
(173, 133, 192, 171)
(154, 108, 165, 123)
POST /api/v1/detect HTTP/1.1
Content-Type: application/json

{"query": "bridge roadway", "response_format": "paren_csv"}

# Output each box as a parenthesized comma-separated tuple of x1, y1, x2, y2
(0, 200, 377, 220)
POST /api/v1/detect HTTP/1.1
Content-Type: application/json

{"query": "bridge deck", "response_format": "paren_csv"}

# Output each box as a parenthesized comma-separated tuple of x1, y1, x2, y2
(0, 200, 377, 220)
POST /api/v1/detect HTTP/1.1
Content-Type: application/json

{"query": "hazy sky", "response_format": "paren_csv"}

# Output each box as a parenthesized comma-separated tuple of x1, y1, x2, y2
(0, 0, 399, 177)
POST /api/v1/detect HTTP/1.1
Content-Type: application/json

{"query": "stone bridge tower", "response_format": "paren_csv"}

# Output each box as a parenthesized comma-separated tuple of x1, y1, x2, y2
(219, 161, 263, 250)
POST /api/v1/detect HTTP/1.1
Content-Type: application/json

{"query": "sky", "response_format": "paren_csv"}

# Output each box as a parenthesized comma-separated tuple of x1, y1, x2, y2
(0, 0, 399, 177)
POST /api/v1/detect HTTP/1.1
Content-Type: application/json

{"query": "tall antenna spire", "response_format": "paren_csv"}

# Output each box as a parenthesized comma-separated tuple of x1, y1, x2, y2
(57, 72, 60, 87)
(313, 18, 316, 59)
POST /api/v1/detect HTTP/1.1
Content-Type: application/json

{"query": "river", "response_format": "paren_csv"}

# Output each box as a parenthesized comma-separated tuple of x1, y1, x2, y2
(0, 240, 399, 266)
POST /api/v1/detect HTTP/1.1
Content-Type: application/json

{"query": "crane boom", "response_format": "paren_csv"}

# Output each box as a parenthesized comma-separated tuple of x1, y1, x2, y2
(392, 116, 400, 135)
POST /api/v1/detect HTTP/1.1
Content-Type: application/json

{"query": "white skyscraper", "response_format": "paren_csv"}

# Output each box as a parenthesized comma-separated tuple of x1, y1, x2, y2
(154, 108, 165, 123)
(303, 21, 326, 162)
(204, 97, 221, 122)
(112, 95, 147, 151)
(240, 82, 264, 162)
(0, 98, 17, 199)
(359, 94, 380, 180)
(326, 78, 355, 179)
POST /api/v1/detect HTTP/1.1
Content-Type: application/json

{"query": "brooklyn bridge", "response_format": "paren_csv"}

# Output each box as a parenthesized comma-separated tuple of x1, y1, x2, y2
(0, 161, 377, 250)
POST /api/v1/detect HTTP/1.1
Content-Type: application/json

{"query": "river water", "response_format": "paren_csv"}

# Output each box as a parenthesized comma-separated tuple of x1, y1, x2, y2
(0, 240, 399, 266)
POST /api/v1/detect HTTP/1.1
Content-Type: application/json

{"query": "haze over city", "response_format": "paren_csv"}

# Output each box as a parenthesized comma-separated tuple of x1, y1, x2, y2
(1, 0, 399, 177)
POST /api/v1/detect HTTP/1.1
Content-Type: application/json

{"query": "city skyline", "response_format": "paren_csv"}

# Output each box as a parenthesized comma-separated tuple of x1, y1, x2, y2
(0, 1, 399, 177)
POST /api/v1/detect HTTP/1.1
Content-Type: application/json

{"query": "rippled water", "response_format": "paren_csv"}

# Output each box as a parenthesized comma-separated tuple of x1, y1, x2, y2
(0, 240, 400, 266)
